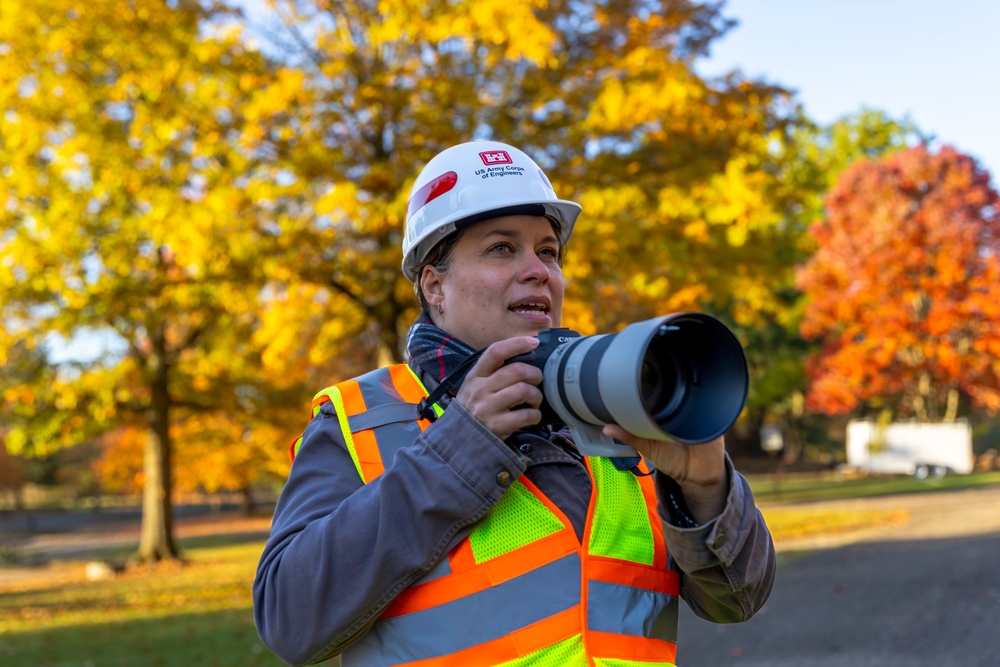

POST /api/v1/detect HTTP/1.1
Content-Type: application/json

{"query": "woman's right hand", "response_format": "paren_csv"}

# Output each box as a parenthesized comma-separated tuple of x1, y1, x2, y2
(455, 336, 545, 441)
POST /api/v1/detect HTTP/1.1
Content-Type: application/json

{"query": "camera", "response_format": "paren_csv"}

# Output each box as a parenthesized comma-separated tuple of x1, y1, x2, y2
(508, 313, 749, 457)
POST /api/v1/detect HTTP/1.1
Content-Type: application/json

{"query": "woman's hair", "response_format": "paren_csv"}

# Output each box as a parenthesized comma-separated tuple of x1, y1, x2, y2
(413, 216, 565, 315)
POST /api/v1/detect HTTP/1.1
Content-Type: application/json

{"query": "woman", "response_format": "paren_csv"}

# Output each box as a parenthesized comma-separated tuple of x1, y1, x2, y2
(254, 141, 775, 666)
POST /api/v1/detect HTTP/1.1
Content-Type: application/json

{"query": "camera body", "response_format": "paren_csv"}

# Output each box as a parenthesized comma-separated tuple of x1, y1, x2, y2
(507, 327, 583, 426)
(507, 313, 749, 457)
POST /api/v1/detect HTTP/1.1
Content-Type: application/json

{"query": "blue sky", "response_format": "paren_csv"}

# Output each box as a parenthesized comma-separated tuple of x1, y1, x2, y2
(699, 0, 1000, 180)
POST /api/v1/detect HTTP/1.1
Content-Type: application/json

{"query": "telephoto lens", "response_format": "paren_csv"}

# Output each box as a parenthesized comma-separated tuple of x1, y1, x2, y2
(509, 313, 748, 457)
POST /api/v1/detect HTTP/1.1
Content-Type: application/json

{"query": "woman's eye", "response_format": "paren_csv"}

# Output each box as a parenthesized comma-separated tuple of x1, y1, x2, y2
(488, 242, 513, 254)
(539, 247, 559, 261)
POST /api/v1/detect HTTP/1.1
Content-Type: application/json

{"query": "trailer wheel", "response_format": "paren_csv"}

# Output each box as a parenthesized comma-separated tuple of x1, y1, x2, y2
(913, 464, 930, 480)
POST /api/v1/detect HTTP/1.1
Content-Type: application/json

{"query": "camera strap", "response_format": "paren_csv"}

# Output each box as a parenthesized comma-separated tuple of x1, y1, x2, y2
(610, 455, 655, 477)
(417, 350, 484, 422)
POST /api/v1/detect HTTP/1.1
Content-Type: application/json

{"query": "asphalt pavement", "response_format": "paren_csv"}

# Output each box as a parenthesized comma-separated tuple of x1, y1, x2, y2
(678, 486, 1000, 667)
(0, 503, 273, 576)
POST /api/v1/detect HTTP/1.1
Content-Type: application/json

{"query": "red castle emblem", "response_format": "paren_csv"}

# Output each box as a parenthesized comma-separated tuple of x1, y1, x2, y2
(479, 150, 513, 165)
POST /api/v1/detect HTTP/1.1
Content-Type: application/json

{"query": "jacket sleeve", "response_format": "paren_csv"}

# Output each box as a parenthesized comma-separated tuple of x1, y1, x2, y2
(657, 455, 776, 623)
(253, 399, 526, 666)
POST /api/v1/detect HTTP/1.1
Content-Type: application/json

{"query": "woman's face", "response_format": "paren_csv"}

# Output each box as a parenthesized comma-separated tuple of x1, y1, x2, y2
(421, 215, 565, 350)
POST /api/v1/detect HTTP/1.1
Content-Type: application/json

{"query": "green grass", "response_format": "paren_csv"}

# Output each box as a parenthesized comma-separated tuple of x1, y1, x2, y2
(762, 506, 910, 542)
(3, 472, 998, 665)
(0, 540, 337, 667)
(746, 470, 1000, 505)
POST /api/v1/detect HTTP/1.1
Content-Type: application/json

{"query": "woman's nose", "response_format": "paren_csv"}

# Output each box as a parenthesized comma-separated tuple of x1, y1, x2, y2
(517, 253, 550, 283)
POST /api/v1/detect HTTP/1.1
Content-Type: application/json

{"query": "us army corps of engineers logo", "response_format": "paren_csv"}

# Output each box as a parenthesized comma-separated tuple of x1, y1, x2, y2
(475, 150, 526, 179)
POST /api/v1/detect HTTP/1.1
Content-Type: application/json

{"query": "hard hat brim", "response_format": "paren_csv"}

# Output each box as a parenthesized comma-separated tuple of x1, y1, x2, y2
(402, 198, 581, 281)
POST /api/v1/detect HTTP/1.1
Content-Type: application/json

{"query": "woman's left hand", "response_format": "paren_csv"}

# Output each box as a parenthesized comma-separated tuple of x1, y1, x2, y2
(602, 425, 729, 525)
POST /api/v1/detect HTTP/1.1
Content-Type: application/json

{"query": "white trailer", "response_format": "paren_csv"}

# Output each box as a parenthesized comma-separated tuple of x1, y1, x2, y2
(846, 419, 974, 477)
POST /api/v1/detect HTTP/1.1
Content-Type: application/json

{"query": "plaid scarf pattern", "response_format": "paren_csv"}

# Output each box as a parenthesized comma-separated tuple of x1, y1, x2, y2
(405, 313, 478, 382)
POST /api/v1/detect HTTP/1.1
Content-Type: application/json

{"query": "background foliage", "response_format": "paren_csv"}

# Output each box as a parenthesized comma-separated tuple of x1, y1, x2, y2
(797, 146, 1000, 420)
(1, 0, 998, 557)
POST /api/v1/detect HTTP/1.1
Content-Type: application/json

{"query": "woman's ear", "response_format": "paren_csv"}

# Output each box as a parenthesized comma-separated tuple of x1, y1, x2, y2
(420, 265, 445, 311)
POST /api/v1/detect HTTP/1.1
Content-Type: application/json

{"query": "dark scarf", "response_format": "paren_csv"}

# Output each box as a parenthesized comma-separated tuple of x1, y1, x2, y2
(406, 312, 555, 436)
(405, 313, 479, 383)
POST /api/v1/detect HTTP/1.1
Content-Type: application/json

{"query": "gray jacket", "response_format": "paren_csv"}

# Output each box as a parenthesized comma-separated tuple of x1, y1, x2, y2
(254, 366, 776, 666)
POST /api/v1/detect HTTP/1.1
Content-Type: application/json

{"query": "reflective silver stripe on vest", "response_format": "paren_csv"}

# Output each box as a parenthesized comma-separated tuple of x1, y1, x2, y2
(344, 553, 581, 667)
(355, 368, 407, 406)
(351, 370, 426, 469)
(347, 401, 420, 431)
(587, 580, 679, 644)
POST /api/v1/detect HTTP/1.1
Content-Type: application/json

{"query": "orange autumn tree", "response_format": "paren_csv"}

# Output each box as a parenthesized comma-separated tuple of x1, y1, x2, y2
(170, 414, 290, 511)
(93, 426, 147, 496)
(796, 146, 1000, 420)
(95, 416, 290, 512)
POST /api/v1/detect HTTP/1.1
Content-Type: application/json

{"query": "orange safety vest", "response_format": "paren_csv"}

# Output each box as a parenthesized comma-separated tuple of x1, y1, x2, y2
(292, 364, 680, 667)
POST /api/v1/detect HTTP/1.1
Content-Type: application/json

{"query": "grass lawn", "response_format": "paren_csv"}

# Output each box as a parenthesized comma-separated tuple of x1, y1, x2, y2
(746, 469, 1000, 505)
(0, 537, 338, 667)
(761, 505, 910, 545)
(0, 505, 916, 667)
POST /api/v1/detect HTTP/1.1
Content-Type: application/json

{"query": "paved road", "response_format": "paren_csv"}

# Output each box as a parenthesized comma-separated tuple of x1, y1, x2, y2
(679, 487, 1000, 667)
(0, 502, 252, 535)
(0, 504, 273, 577)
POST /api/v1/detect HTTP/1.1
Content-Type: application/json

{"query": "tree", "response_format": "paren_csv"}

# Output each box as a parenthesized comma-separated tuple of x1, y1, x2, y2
(95, 414, 290, 514)
(790, 108, 927, 200)
(796, 146, 1000, 421)
(0, 438, 28, 508)
(248, 6, 944, 461)
(244, 0, 807, 381)
(725, 108, 928, 458)
(0, 0, 286, 561)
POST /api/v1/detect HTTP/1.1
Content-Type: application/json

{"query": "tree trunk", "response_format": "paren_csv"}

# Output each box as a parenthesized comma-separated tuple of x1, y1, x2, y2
(782, 391, 805, 464)
(241, 486, 254, 516)
(133, 426, 178, 563)
(944, 387, 960, 422)
(377, 342, 396, 368)
(378, 304, 405, 365)
(132, 334, 179, 564)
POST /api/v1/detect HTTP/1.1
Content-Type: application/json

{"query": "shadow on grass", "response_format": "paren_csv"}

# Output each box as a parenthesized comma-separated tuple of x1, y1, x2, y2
(0, 606, 340, 667)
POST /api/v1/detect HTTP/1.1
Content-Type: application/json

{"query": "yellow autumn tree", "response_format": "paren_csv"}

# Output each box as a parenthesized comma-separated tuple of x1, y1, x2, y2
(245, 4, 941, 461)
(244, 0, 807, 394)
(0, 0, 291, 562)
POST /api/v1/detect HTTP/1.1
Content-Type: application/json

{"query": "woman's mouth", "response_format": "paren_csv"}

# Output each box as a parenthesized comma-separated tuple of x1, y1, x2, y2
(509, 299, 551, 322)
(510, 302, 548, 315)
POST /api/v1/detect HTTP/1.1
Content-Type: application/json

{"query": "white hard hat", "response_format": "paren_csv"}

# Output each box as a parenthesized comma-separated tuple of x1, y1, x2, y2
(402, 141, 582, 281)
